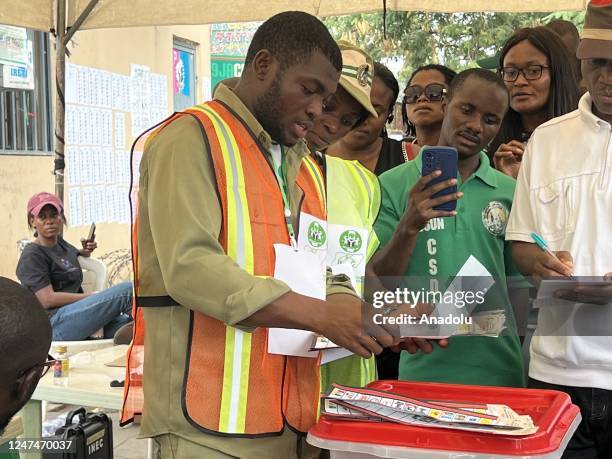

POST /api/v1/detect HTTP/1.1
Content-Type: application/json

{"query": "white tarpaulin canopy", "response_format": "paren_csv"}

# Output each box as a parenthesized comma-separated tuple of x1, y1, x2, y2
(0, 0, 589, 199)
(1, 0, 589, 32)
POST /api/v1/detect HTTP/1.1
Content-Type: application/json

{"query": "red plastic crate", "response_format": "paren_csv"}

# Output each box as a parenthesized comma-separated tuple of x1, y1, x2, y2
(308, 380, 581, 458)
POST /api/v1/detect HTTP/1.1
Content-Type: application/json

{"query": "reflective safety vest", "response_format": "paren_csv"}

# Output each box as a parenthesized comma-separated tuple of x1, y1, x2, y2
(320, 155, 380, 390)
(325, 155, 381, 296)
(121, 100, 327, 436)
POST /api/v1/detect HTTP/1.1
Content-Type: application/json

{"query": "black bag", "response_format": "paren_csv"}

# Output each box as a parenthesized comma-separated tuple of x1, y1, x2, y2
(43, 408, 113, 459)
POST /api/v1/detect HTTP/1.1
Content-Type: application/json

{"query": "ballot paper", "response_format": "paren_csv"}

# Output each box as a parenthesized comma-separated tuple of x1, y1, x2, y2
(323, 384, 538, 436)
(399, 255, 499, 338)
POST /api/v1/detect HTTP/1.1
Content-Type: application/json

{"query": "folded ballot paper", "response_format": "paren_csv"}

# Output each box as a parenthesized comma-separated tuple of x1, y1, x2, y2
(322, 384, 538, 436)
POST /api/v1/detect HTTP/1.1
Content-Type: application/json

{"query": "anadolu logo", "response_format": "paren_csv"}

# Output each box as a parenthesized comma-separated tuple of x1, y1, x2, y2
(339, 230, 363, 253)
(308, 221, 326, 248)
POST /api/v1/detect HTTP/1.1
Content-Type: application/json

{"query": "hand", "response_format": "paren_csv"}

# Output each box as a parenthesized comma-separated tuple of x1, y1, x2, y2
(80, 239, 98, 255)
(385, 302, 449, 354)
(557, 272, 612, 305)
(320, 294, 399, 359)
(391, 337, 449, 354)
(400, 171, 462, 236)
(532, 250, 573, 285)
(493, 140, 525, 179)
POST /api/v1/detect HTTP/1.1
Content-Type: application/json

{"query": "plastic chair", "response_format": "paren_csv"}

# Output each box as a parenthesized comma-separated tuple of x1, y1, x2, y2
(78, 255, 107, 293)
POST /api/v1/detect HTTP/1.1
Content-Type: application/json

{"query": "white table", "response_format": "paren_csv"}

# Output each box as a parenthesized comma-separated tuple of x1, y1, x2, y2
(20, 345, 129, 458)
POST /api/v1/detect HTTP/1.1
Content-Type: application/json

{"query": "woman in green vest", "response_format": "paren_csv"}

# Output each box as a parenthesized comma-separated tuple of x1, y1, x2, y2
(306, 42, 385, 392)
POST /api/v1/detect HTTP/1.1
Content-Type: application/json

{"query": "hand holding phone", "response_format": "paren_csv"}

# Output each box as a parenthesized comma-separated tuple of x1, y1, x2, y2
(86, 222, 96, 242)
(80, 223, 97, 254)
(400, 147, 461, 236)
(421, 146, 459, 211)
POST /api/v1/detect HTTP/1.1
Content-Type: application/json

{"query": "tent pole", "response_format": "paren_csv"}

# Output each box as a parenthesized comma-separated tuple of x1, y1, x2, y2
(64, 0, 99, 45)
(54, 0, 66, 201)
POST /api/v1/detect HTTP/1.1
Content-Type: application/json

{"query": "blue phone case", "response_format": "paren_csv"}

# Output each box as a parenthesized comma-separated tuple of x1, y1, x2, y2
(421, 146, 458, 212)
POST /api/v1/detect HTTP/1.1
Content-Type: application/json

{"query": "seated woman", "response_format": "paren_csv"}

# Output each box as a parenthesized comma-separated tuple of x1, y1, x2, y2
(16, 192, 133, 342)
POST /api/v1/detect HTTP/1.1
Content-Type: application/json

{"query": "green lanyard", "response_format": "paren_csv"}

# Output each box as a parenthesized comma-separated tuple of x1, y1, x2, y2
(271, 146, 297, 248)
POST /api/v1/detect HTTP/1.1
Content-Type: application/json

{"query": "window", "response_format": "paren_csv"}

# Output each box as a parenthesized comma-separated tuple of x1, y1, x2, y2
(0, 26, 53, 154)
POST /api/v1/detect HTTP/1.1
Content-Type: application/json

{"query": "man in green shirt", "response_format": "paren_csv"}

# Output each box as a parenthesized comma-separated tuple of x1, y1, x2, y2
(370, 68, 525, 387)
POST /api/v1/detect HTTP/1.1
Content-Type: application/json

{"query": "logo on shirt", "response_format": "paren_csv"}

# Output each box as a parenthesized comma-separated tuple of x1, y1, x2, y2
(482, 201, 509, 237)
(339, 229, 363, 253)
(307, 221, 327, 248)
(59, 257, 78, 271)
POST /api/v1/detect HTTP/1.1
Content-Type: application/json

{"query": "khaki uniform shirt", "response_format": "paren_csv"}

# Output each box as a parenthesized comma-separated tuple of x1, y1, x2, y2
(137, 84, 352, 454)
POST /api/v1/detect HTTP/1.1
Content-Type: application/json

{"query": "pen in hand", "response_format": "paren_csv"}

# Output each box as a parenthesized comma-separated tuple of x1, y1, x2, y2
(530, 232, 574, 278)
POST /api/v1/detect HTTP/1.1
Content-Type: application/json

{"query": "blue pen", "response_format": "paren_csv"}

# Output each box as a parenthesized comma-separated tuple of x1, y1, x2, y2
(530, 232, 574, 277)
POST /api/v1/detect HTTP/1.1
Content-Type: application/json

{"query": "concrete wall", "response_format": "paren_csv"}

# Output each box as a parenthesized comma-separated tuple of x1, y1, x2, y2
(1, 25, 211, 279)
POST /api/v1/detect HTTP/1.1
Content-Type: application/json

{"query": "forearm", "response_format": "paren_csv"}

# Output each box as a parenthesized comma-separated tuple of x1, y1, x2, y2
(39, 291, 90, 309)
(239, 291, 325, 333)
(512, 241, 540, 277)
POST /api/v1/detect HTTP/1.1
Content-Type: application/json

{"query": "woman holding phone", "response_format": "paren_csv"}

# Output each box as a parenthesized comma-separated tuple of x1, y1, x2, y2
(16, 192, 133, 341)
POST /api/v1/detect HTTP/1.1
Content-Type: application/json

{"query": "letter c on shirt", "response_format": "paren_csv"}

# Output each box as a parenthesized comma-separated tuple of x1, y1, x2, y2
(427, 238, 437, 255)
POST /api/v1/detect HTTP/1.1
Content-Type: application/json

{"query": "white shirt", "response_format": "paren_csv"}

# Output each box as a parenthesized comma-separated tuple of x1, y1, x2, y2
(506, 93, 612, 390)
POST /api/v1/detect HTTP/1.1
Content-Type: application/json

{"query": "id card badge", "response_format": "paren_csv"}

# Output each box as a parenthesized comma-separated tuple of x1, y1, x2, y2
(268, 243, 326, 358)
(298, 213, 328, 255)
(327, 223, 368, 294)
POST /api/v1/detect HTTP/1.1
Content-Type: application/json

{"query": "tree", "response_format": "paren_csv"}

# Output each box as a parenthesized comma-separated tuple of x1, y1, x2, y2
(324, 11, 564, 84)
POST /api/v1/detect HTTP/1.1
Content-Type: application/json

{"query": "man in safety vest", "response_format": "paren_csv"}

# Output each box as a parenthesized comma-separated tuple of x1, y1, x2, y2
(129, 12, 398, 459)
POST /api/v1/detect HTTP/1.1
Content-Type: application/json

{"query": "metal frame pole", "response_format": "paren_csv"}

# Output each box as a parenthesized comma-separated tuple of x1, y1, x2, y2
(53, 0, 66, 201)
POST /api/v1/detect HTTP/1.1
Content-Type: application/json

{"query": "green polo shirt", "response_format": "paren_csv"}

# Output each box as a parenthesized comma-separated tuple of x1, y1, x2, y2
(374, 151, 525, 387)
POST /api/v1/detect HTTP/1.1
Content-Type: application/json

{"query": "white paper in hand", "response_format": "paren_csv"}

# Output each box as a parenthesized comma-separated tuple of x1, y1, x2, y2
(267, 243, 326, 358)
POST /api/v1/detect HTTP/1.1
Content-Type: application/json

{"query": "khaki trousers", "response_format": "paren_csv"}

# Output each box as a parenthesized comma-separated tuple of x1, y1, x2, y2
(153, 429, 321, 459)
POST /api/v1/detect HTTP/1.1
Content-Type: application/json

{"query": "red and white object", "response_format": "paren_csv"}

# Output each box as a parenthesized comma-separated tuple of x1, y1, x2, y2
(308, 381, 581, 459)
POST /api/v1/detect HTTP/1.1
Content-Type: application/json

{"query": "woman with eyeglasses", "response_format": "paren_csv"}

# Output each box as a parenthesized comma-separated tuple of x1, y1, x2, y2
(326, 62, 405, 176)
(401, 64, 457, 158)
(490, 27, 580, 178)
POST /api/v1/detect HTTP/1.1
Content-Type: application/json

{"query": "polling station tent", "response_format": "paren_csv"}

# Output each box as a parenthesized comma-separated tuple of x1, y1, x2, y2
(0, 0, 589, 198)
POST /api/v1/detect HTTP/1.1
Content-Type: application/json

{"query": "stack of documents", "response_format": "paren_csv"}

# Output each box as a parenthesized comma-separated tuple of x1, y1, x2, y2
(322, 384, 538, 436)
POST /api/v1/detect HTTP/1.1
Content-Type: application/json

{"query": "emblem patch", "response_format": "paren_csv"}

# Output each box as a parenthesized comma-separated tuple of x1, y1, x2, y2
(482, 201, 509, 237)
(339, 229, 363, 253)
(307, 221, 327, 248)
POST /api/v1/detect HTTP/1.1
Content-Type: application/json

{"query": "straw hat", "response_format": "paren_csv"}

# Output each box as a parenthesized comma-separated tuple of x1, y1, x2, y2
(337, 41, 378, 117)
(577, 0, 612, 60)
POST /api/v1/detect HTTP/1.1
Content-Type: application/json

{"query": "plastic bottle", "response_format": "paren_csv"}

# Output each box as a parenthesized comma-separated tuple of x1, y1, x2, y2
(53, 345, 70, 386)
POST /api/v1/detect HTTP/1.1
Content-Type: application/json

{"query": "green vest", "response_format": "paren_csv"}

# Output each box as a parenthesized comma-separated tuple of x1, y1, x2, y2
(321, 155, 381, 392)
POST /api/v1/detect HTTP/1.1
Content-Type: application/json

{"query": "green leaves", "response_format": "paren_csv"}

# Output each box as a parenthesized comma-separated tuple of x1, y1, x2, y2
(324, 12, 562, 86)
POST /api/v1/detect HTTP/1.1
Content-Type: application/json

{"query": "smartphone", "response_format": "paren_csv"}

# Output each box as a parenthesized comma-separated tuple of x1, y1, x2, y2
(421, 146, 458, 212)
(86, 222, 96, 242)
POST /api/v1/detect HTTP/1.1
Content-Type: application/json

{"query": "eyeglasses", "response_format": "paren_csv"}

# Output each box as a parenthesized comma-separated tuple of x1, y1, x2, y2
(18, 354, 57, 380)
(500, 65, 550, 82)
(403, 83, 447, 104)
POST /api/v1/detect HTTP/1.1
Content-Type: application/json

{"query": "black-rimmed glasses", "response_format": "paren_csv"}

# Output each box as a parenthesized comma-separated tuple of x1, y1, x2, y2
(18, 354, 57, 380)
(403, 83, 447, 104)
(500, 65, 550, 82)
